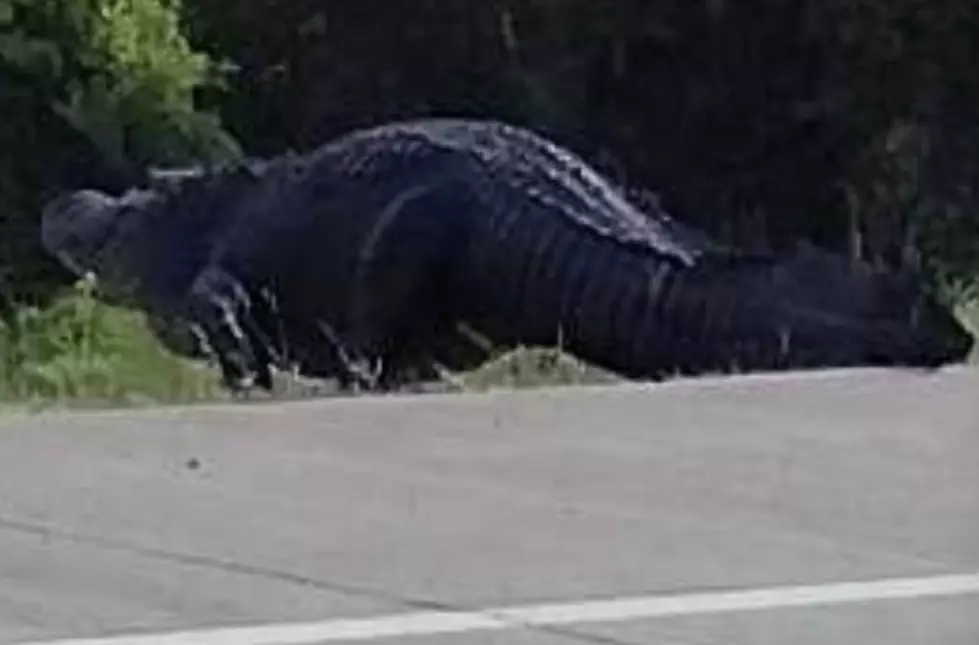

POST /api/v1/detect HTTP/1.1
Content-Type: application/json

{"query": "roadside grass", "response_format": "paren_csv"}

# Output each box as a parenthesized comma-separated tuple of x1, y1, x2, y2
(0, 278, 225, 412)
(955, 297, 979, 365)
(444, 345, 620, 392)
(1, 275, 977, 412)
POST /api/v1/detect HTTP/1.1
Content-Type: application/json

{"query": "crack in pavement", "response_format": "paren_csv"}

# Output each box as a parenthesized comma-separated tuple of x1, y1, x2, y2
(0, 515, 650, 645)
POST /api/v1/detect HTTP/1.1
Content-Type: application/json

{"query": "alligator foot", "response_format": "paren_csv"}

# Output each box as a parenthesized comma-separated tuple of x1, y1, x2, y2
(314, 320, 386, 394)
(184, 266, 281, 395)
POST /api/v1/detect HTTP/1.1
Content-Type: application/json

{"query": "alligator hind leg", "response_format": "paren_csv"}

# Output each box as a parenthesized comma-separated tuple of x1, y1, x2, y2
(334, 182, 466, 394)
(314, 297, 449, 395)
(312, 317, 386, 393)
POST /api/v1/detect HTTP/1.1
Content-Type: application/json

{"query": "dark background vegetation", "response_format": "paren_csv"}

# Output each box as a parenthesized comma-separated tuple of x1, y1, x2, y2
(1, 1, 977, 394)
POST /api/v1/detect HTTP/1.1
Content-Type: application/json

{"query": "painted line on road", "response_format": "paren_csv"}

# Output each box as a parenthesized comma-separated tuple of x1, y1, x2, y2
(21, 571, 979, 645)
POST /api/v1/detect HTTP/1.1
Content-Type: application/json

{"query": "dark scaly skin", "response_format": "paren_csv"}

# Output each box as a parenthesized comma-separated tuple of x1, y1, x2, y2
(40, 119, 975, 395)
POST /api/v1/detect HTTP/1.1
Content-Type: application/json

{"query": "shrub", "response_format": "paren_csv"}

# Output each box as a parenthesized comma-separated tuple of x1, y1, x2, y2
(0, 0, 239, 301)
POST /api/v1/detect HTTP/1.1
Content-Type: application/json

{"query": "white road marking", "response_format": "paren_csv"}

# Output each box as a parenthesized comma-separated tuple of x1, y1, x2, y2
(21, 571, 979, 645)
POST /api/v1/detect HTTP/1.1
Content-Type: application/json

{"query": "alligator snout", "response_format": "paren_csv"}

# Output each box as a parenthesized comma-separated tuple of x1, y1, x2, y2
(41, 190, 112, 250)
(40, 189, 128, 277)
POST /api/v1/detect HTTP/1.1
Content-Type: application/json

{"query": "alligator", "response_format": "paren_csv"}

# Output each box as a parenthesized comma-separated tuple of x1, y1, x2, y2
(39, 118, 975, 394)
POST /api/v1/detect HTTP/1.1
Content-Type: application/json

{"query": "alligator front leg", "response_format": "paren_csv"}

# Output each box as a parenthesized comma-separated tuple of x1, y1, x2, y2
(183, 265, 281, 396)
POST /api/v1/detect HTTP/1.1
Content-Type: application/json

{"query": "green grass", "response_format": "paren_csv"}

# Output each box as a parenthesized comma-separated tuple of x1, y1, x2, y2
(0, 277, 225, 412)
(955, 297, 979, 365)
(441, 345, 620, 392)
(1, 274, 977, 412)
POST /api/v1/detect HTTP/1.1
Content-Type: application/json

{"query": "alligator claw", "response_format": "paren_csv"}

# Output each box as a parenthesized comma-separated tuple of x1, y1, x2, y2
(314, 320, 386, 393)
(184, 267, 279, 394)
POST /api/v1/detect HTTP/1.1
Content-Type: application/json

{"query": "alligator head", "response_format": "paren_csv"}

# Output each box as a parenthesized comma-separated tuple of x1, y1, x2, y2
(41, 188, 157, 306)
(40, 162, 253, 304)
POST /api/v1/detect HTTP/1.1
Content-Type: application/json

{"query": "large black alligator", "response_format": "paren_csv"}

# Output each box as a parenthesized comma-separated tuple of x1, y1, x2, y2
(40, 118, 974, 394)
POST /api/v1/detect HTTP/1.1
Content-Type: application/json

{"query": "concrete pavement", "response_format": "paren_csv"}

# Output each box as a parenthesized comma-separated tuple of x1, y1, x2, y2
(0, 366, 976, 644)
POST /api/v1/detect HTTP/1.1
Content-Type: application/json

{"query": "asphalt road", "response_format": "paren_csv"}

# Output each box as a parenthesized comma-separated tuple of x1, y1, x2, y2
(0, 367, 977, 645)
